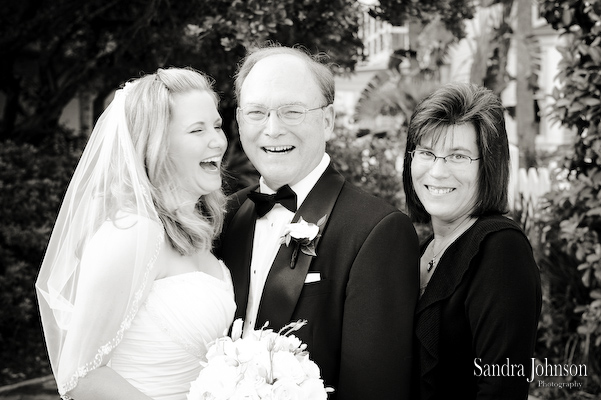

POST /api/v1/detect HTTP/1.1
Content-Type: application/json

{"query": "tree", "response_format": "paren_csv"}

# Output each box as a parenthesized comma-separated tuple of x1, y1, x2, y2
(468, 0, 541, 168)
(534, 0, 601, 397)
(469, 0, 513, 95)
(369, 0, 475, 39)
(515, 0, 538, 168)
(1, 0, 200, 142)
(1, 0, 486, 145)
(0, 0, 366, 144)
(0, 133, 85, 385)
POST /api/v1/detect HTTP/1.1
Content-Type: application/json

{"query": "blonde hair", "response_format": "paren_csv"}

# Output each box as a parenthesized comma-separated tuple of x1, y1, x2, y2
(124, 67, 225, 255)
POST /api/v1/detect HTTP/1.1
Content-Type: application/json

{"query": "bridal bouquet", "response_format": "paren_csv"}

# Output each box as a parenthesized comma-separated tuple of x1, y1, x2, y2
(187, 319, 333, 400)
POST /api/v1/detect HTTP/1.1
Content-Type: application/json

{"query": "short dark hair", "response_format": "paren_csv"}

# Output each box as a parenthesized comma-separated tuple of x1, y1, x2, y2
(402, 82, 510, 223)
(233, 44, 335, 106)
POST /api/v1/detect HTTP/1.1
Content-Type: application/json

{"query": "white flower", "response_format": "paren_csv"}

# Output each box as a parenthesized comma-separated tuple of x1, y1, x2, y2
(233, 336, 268, 364)
(284, 217, 320, 241)
(187, 319, 333, 400)
(299, 354, 321, 379)
(272, 334, 305, 354)
(270, 377, 304, 400)
(188, 358, 239, 400)
(231, 318, 244, 341)
(301, 378, 330, 400)
(228, 374, 263, 400)
(280, 216, 326, 267)
(242, 349, 272, 380)
(241, 360, 269, 388)
(206, 336, 235, 360)
(272, 351, 306, 384)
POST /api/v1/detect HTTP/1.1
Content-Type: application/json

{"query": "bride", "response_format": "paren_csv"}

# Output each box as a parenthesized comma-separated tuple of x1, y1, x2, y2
(36, 67, 235, 400)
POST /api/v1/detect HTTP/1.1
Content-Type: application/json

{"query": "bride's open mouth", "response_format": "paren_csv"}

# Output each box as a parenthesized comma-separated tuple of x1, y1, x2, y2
(200, 157, 220, 171)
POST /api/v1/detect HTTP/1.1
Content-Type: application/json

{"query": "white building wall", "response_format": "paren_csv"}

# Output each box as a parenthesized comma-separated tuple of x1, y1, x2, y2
(444, 3, 570, 152)
(535, 31, 571, 150)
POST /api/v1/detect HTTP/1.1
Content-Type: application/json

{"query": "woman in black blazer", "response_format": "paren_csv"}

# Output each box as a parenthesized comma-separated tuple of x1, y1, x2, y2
(402, 82, 542, 400)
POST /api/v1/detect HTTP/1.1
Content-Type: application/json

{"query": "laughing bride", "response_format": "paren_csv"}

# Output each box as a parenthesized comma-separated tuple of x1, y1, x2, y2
(36, 67, 235, 400)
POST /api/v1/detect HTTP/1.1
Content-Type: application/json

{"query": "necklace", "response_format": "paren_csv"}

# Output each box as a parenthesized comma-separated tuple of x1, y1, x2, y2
(427, 217, 477, 272)
(427, 257, 436, 272)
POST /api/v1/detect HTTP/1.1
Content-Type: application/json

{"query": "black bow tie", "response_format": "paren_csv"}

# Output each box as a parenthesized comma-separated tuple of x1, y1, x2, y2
(247, 184, 298, 218)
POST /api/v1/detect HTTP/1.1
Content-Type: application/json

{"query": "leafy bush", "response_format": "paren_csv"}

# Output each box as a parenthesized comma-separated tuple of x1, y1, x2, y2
(532, 170, 601, 398)
(327, 125, 406, 211)
(532, 1, 601, 397)
(327, 123, 434, 241)
(0, 133, 84, 385)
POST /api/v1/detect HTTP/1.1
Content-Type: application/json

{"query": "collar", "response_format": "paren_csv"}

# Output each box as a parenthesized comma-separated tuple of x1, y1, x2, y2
(259, 153, 330, 208)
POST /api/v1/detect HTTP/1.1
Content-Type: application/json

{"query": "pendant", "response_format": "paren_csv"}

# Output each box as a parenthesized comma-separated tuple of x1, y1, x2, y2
(428, 259, 435, 272)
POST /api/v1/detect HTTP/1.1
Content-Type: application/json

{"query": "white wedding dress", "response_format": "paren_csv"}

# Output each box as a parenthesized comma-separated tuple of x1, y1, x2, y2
(109, 261, 235, 400)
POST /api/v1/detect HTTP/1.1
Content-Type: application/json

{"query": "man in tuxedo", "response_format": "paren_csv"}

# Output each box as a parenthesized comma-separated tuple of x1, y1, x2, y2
(219, 45, 419, 399)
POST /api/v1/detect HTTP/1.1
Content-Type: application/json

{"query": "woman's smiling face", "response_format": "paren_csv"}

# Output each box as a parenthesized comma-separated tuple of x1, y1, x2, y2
(168, 90, 227, 200)
(411, 123, 480, 225)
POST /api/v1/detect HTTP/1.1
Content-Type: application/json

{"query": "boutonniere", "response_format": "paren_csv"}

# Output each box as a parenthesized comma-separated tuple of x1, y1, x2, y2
(280, 215, 327, 269)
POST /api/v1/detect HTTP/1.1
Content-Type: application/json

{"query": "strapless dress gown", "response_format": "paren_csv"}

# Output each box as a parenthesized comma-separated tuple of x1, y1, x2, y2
(110, 262, 235, 400)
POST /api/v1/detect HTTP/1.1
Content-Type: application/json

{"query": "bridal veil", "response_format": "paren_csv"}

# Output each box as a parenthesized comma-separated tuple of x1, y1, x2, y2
(35, 82, 165, 397)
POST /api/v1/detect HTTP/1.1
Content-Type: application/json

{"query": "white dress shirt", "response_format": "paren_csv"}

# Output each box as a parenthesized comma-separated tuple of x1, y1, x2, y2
(243, 153, 331, 336)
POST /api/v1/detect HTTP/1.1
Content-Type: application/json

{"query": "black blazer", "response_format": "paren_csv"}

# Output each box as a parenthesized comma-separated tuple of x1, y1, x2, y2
(218, 164, 419, 400)
(414, 215, 542, 400)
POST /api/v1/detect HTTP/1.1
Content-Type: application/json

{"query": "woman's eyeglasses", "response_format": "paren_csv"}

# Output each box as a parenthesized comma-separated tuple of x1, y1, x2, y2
(409, 149, 481, 165)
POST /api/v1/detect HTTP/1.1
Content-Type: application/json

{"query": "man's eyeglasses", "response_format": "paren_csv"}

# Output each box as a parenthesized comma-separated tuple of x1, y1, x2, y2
(237, 104, 327, 126)
(410, 149, 481, 165)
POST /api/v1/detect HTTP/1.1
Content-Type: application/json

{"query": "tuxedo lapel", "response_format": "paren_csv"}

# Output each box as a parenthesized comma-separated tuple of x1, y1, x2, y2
(227, 198, 257, 319)
(257, 165, 345, 329)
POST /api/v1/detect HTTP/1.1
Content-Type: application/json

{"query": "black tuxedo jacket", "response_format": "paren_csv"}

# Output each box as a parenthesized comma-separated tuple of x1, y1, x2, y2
(218, 164, 419, 399)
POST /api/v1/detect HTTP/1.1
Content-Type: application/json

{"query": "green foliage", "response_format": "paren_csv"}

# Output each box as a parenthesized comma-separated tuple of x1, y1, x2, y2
(534, 0, 601, 397)
(533, 171, 601, 397)
(0, 0, 366, 144)
(3, 0, 465, 146)
(1, 0, 487, 145)
(539, 0, 601, 170)
(327, 124, 406, 211)
(0, 132, 84, 385)
(369, 0, 475, 39)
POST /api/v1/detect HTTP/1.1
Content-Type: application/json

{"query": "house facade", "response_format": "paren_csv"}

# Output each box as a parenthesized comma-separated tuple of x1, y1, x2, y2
(334, 5, 571, 154)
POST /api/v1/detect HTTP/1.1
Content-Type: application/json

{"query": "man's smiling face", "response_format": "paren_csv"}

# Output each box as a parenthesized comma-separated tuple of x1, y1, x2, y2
(237, 54, 334, 190)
